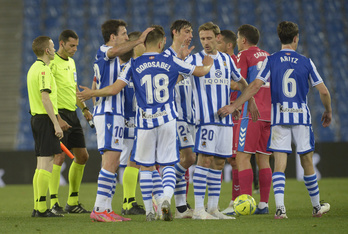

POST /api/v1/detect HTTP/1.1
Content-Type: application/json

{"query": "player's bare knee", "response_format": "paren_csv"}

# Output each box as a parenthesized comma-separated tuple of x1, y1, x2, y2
(54, 153, 65, 165)
(212, 157, 225, 170)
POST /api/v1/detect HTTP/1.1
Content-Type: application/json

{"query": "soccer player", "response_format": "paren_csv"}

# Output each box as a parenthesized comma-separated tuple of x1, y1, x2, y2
(77, 25, 214, 221)
(48, 30, 92, 215)
(218, 21, 332, 219)
(216, 29, 241, 215)
(86, 19, 152, 222)
(163, 19, 195, 219)
(119, 31, 146, 215)
(186, 22, 259, 220)
(27, 36, 63, 217)
(234, 24, 272, 214)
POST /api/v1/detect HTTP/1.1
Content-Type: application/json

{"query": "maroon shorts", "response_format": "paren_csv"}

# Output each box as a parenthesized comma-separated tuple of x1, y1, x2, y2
(236, 119, 272, 155)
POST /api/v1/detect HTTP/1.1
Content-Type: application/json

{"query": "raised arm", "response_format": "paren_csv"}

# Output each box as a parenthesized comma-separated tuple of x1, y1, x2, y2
(107, 27, 154, 59)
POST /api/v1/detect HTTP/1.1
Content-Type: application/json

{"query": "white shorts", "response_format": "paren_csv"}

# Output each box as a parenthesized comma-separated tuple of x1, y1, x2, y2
(120, 138, 135, 167)
(94, 114, 124, 153)
(177, 121, 195, 149)
(194, 125, 233, 158)
(131, 119, 180, 166)
(267, 125, 315, 154)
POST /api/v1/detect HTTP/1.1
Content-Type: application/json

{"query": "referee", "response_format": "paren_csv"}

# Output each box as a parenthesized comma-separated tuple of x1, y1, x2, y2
(28, 36, 63, 217)
(48, 30, 92, 214)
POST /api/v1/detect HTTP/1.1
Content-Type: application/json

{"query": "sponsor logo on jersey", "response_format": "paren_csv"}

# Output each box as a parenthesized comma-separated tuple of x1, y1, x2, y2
(215, 69, 222, 78)
(279, 105, 303, 113)
(204, 78, 229, 85)
(107, 123, 112, 130)
(141, 110, 168, 119)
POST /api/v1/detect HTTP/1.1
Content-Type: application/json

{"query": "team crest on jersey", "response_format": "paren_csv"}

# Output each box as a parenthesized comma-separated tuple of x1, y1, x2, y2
(183, 137, 188, 142)
(202, 141, 207, 148)
(149, 56, 155, 60)
(223, 61, 227, 67)
(215, 69, 222, 78)
(115, 139, 119, 145)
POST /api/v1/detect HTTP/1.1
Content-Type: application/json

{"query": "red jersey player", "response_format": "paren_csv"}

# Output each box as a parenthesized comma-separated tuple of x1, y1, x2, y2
(235, 24, 272, 214)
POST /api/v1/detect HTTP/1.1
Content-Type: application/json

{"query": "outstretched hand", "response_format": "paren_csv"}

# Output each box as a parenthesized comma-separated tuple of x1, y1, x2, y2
(218, 105, 236, 118)
(77, 85, 93, 102)
(178, 38, 195, 60)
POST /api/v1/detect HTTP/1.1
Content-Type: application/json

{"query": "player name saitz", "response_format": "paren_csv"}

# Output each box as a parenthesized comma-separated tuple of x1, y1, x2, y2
(136, 62, 171, 73)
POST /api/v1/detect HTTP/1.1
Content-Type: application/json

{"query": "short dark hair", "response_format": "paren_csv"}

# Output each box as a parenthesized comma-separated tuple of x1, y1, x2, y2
(198, 22, 220, 36)
(101, 19, 127, 43)
(220, 30, 237, 49)
(119, 31, 142, 62)
(145, 25, 165, 46)
(170, 19, 192, 39)
(238, 24, 260, 45)
(59, 29, 78, 43)
(32, 36, 51, 57)
(277, 21, 299, 44)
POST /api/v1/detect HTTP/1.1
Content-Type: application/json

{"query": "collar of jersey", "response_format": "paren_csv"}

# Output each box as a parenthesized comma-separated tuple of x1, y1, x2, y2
(169, 47, 177, 56)
(201, 50, 219, 59)
(281, 48, 295, 52)
(142, 52, 160, 55)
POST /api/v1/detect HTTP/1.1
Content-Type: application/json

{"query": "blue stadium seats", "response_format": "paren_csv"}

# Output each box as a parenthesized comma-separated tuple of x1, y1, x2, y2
(17, 1, 348, 149)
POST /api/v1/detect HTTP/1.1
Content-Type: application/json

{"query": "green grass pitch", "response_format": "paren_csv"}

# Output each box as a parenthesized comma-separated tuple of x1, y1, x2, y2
(0, 178, 347, 234)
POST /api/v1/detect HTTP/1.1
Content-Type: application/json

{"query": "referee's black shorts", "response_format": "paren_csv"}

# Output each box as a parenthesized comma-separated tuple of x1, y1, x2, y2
(58, 109, 86, 149)
(31, 114, 62, 157)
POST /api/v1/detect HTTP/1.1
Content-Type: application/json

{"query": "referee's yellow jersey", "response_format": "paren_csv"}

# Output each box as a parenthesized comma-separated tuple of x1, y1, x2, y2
(49, 53, 77, 111)
(27, 59, 58, 115)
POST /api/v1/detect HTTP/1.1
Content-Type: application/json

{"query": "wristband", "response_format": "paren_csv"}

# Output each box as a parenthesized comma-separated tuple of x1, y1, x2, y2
(82, 107, 89, 112)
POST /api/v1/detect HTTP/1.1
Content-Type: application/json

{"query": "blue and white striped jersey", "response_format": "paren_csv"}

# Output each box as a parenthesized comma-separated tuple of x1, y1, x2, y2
(121, 63, 136, 139)
(93, 45, 124, 116)
(256, 49, 323, 126)
(119, 52, 195, 129)
(186, 50, 241, 126)
(164, 47, 195, 124)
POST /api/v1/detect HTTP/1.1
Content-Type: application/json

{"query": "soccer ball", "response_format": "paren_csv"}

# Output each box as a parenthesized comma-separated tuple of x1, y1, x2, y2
(233, 194, 257, 215)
